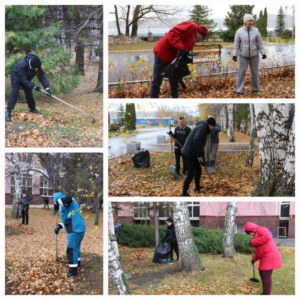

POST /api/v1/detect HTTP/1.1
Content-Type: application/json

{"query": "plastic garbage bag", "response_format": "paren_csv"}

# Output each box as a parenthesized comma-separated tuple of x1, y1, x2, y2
(132, 149, 150, 168)
(161, 53, 195, 81)
(152, 243, 171, 263)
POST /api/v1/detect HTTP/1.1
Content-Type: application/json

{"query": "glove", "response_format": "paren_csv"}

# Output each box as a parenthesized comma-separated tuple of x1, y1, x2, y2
(46, 88, 52, 97)
(168, 131, 173, 135)
(54, 224, 63, 235)
(33, 86, 41, 91)
(262, 54, 267, 60)
(54, 202, 59, 211)
(232, 56, 237, 62)
(179, 49, 189, 57)
(251, 260, 255, 265)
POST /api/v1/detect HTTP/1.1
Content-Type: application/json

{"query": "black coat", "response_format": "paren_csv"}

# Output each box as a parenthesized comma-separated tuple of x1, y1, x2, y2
(10, 54, 49, 90)
(182, 121, 210, 159)
(161, 224, 177, 244)
(20, 195, 30, 210)
(196, 121, 221, 143)
(173, 126, 191, 149)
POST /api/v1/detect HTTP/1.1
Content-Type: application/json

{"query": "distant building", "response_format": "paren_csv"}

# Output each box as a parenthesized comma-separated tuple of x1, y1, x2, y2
(112, 116, 174, 126)
(112, 202, 295, 238)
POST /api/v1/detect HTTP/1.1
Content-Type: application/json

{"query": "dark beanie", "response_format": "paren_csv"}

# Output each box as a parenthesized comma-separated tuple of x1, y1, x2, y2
(207, 117, 216, 127)
(197, 25, 209, 38)
(31, 57, 41, 69)
(166, 217, 173, 223)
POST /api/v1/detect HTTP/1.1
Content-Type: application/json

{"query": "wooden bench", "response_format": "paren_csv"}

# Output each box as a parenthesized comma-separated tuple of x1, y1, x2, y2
(191, 44, 223, 72)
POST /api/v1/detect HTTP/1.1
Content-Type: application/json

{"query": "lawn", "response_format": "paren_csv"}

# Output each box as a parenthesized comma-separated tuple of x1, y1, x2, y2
(5, 208, 103, 295)
(109, 151, 260, 197)
(109, 246, 295, 295)
(5, 65, 103, 148)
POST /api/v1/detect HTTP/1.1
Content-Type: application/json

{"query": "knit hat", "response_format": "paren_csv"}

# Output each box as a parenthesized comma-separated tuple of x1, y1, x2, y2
(207, 117, 216, 127)
(197, 25, 209, 38)
(31, 56, 42, 69)
(244, 14, 254, 24)
(166, 217, 173, 223)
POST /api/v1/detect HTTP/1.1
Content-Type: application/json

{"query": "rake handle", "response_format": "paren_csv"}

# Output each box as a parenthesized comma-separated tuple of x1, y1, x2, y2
(40, 89, 96, 122)
(200, 157, 214, 183)
(251, 243, 256, 278)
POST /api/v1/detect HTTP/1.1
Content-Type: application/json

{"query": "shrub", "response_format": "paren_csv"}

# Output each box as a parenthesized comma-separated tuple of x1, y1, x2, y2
(281, 29, 293, 40)
(109, 122, 119, 132)
(117, 223, 253, 253)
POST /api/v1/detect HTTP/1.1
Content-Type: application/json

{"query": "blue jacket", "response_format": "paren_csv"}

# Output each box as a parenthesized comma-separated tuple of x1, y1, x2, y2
(53, 192, 86, 234)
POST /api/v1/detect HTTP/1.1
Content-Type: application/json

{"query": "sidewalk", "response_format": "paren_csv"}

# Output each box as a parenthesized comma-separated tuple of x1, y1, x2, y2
(274, 238, 295, 248)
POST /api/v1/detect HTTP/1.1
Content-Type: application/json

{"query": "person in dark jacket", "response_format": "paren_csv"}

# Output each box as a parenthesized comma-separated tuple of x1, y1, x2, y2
(245, 222, 282, 295)
(161, 217, 179, 264)
(169, 117, 191, 176)
(181, 118, 216, 196)
(53, 192, 86, 277)
(20, 191, 30, 225)
(150, 22, 208, 98)
(5, 54, 52, 121)
(43, 196, 49, 209)
(199, 114, 221, 163)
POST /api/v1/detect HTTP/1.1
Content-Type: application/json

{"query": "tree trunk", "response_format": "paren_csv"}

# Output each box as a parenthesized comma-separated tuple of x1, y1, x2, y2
(222, 104, 227, 133)
(245, 127, 257, 167)
(254, 104, 277, 196)
(273, 103, 289, 167)
(125, 6, 131, 37)
(153, 202, 160, 246)
(228, 104, 235, 142)
(130, 5, 141, 37)
(12, 171, 22, 219)
(108, 239, 131, 295)
(222, 202, 237, 258)
(75, 39, 85, 76)
(274, 118, 295, 196)
(173, 202, 205, 271)
(114, 5, 121, 35)
(94, 197, 100, 225)
(93, 53, 103, 92)
(108, 202, 119, 257)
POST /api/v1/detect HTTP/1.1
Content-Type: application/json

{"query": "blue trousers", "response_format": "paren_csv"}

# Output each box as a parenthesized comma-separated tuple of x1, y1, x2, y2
(67, 232, 85, 267)
(150, 54, 179, 98)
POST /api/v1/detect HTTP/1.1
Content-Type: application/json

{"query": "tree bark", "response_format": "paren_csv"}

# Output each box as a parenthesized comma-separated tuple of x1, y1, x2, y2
(114, 5, 121, 35)
(228, 104, 235, 142)
(173, 202, 205, 272)
(75, 39, 85, 76)
(108, 202, 119, 257)
(274, 118, 295, 196)
(130, 5, 141, 37)
(153, 202, 160, 246)
(125, 6, 131, 36)
(254, 104, 277, 196)
(108, 239, 131, 295)
(273, 103, 289, 167)
(246, 104, 257, 167)
(222, 202, 237, 258)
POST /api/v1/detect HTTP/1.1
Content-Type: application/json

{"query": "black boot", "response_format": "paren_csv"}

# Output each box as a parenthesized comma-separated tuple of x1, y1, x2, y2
(5, 109, 12, 121)
(78, 260, 81, 267)
(194, 186, 203, 192)
(67, 267, 78, 277)
(30, 109, 42, 115)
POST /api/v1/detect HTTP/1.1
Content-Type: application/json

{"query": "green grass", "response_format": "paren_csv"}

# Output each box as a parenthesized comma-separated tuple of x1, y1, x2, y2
(5, 225, 21, 236)
(263, 37, 295, 44)
(109, 247, 295, 295)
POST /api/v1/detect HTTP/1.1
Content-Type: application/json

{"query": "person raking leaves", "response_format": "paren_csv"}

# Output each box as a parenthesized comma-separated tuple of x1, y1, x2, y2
(245, 222, 282, 295)
(160, 217, 179, 264)
(53, 192, 86, 277)
(5, 54, 52, 121)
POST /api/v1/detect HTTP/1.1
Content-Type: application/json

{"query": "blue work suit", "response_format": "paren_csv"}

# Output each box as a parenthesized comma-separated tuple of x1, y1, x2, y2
(53, 193, 86, 267)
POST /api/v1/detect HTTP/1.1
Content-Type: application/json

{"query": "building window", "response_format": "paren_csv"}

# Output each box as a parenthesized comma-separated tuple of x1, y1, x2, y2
(236, 223, 246, 234)
(158, 202, 173, 220)
(188, 202, 200, 220)
(39, 176, 54, 199)
(280, 202, 290, 220)
(10, 174, 33, 196)
(133, 202, 150, 220)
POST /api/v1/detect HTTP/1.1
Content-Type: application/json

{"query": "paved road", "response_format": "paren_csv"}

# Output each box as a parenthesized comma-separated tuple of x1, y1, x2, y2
(274, 238, 295, 248)
(109, 128, 258, 158)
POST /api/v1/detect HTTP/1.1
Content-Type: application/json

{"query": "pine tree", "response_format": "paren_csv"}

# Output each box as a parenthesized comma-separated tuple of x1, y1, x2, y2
(275, 6, 286, 36)
(222, 5, 255, 42)
(262, 8, 268, 37)
(5, 5, 80, 96)
(116, 104, 125, 129)
(255, 11, 264, 36)
(125, 103, 136, 131)
(189, 5, 217, 37)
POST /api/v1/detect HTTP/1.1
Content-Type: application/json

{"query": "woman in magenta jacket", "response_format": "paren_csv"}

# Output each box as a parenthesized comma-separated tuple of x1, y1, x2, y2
(245, 222, 282, 295)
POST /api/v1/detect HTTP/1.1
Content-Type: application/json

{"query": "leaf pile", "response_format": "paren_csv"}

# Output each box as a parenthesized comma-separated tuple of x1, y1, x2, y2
(109, 66, 294, 98)
(109, 152, 260, 197)
(129, 249, 149, 262)
(7, 259, 77, 295)
(8, 223, 34, 235)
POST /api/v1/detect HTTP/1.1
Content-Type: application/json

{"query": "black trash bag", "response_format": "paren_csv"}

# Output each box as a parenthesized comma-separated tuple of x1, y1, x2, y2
(152, 243, 171, 264)
(132, 148, 150, 168)
(161, 52, 195, 81)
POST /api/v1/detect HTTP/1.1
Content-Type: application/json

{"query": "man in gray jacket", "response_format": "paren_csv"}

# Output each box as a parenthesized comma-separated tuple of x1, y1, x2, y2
(233, 14, 267, 94)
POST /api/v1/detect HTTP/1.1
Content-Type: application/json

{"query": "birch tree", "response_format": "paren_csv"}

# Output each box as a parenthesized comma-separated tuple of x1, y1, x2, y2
(273, 103, 289, 167)
(108, 238, 131, 295)
(153, 202, 160, 246)
(228, 103, 235, 142)
(254, 104, 277, 196)
(173, 202, 205, 271)
(246, 104, 257, 167)
(109, 202, 119, 257)
(274, 118, 295, 196)
(222, 104, 227, 133)
(222, 202, 237, 258)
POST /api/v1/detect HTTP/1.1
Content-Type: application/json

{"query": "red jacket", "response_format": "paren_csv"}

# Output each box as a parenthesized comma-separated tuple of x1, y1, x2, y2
(153, 21, 198, 65)
(245, 222, 282, 271)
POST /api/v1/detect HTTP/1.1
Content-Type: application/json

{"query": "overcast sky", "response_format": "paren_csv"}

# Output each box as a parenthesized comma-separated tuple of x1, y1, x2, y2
(108, 5, 294, 21)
